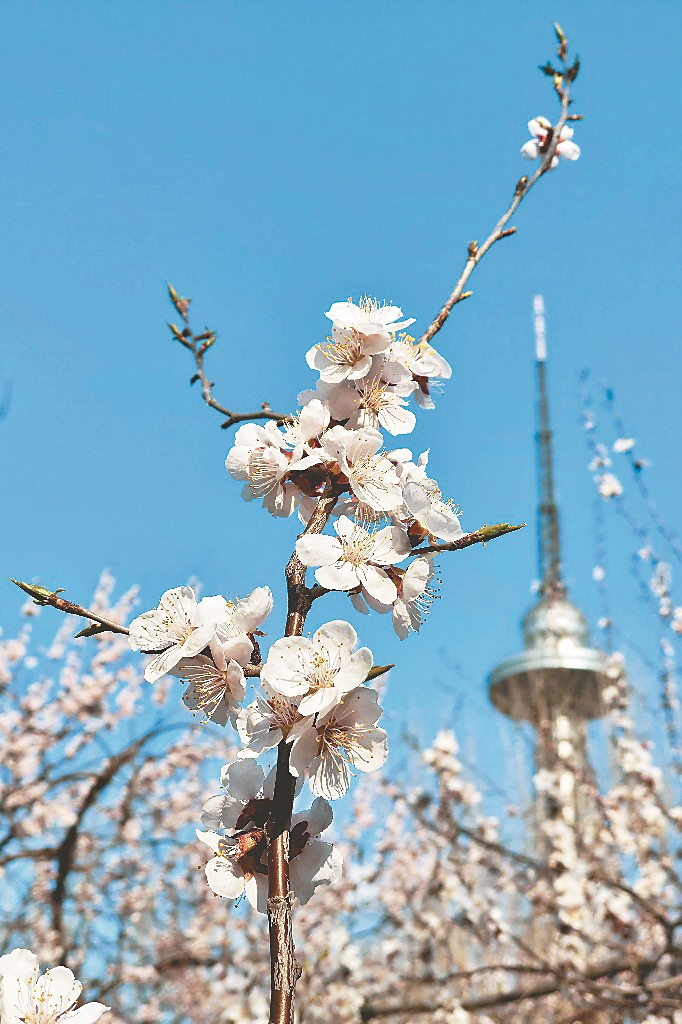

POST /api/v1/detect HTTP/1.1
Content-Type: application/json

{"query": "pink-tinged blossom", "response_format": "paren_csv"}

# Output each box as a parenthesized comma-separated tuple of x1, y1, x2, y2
(198, 762, 340, 911)
(0, 948, 109, 1024)
(325, 298, 415, 339)
(288, 686, 388, 800)
(261, 620, 372, 717)
(521, 116, 580, 168)
(128, 586, 217, 683)
(296, 515, 410, 605)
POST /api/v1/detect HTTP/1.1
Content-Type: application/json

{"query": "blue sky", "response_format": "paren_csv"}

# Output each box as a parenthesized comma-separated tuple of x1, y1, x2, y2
(2, 1, 681, 799)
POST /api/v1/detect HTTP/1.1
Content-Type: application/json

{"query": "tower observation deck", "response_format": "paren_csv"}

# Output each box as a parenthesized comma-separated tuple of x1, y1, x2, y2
(488, 297, 609, 814)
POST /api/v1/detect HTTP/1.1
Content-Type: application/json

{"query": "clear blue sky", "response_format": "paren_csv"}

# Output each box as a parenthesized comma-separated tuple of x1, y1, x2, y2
(2, 1, 680, 798)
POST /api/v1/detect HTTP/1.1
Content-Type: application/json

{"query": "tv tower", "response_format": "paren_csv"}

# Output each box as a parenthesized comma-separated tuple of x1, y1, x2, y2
(488, 296, 610, 828)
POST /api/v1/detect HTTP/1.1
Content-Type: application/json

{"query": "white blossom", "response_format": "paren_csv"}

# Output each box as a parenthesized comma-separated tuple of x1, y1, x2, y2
(261, 620, 372, 717)
(402, 473, 464, 542)
(521, 116, 580, 167)
(387, 336, 452, 409)
(296, 515, 410, 604)
(226, 421, 321, 517)
(319, 426, 403, 512)
(128, 586, 217, 683)
(325, 298, 415, 338)
(236, 684, 303, 757)
(0, 948, 109, 1024)
(596, 472, 623, 498)
(306, 326, 390, 384)
(288, 686, 388, 799)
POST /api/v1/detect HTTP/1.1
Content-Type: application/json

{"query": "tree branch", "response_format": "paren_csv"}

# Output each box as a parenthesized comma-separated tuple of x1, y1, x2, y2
(419, 79, 575, 348)
(9, 578, 130, 637)
(167, 285, 289, 430)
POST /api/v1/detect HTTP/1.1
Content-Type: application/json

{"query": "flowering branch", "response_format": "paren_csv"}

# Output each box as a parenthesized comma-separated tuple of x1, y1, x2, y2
(419, 23, 580, 348)
(167, 285, 289, 429)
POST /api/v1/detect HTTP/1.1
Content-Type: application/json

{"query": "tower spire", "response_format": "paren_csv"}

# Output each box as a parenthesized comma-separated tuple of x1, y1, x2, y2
(534, 295, 565, 600)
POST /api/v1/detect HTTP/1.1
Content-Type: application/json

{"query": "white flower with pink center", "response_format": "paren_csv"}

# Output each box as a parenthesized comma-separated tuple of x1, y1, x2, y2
(521, 116, 580, 168)
(0, 948, 109, 1024)
(261, 620, 372, 717)
(288, 686, 388, 800)
(296, 515, 410, 605)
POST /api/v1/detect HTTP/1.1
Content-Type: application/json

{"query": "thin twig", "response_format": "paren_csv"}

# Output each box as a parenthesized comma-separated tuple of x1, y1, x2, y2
(167, 285, 289, 430)
(9, 579, 129, 637)
(416, 522, 525, 557)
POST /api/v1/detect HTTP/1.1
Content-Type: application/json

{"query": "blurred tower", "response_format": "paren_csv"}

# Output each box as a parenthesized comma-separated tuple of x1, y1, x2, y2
(488, 296, 610, 829)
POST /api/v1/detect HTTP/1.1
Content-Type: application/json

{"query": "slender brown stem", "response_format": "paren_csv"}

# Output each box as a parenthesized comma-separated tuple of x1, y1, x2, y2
(415, 522, 525, 557)
(9, 579, 129, 637)
(168, 288, 289, 429)
(267, 485, 341, 1024)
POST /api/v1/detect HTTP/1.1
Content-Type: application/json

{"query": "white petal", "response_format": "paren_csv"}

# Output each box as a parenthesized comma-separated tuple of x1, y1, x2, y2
(294, 796, 333, 837)
(296, 534, 342, 567)
(357, 565, 397, 604)
(0, 949, 39, 982)
(66, 1002, 110, 1023)
(558, 139, 580, 161)
(205, 857, 245, 900)
(315, 562, 361, 591)
(289, 724, 322, 777)
(244, 873, 269, 914)
(64, 1003, 110, 1023)
(290, 840, 341, 904)
(521, 139, 539, 160)
(144, 644, 184, 683)
(223, 759, 265, 801)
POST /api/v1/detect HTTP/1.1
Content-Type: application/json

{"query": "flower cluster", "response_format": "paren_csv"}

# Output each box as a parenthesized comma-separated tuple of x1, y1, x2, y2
(127, 297, 458, 912)
(226, 297, 463, 639)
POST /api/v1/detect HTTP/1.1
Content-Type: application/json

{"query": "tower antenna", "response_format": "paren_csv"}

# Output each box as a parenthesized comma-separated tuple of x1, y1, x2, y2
(534, 295, 565, 599)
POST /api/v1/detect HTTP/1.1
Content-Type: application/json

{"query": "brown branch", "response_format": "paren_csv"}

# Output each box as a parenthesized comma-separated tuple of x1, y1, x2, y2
(416, 521, 525, 557)
(167, 285, 289, 430)
(9, 579, 130, 637)
(419, 81, 574, 348)
(267, 484, 342, 1024)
